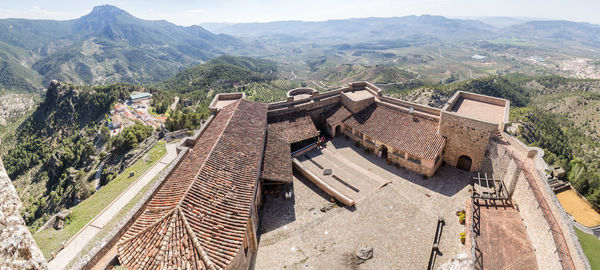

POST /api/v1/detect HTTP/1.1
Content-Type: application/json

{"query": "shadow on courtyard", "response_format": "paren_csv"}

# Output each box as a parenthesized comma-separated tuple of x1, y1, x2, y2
(329, 137, 471, 198)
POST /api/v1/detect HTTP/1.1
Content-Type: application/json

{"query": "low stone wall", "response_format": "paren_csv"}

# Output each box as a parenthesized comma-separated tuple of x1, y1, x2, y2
(164, 129, 188, 142)
(379, 95, 441, 117)
(121, 133, 159, 171)
(0, 159, 48, 270)
(292, 158, 355, 206)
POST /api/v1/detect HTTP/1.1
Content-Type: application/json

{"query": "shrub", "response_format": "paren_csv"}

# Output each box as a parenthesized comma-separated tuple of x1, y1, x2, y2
(459, 212, 466, 224)
(460, 232, 466, 244)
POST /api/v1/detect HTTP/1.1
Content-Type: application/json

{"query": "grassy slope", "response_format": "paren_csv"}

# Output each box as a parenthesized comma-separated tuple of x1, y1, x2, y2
(33, 141, 166, 259)
(575, 228, 600, 269)
(67, 173, 164, 268)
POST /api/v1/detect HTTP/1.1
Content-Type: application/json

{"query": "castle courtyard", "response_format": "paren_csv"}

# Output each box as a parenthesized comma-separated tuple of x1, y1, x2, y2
(254, 137, 473, 269)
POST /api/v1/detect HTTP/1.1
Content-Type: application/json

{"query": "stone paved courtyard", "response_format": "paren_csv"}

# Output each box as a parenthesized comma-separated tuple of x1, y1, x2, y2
(254, 137, 473, 269)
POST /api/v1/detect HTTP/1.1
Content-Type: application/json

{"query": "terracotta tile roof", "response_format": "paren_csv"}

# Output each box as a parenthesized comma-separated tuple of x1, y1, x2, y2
(268, 113, 319, 144)
(343, 104, 445, 160)
(324, 105, 352, 126)
(261, 128, 292, 183)
(118, 99, 267, 269)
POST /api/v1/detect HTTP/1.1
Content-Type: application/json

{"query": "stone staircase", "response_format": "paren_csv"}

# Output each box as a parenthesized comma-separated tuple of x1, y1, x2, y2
(547, 175, 571, 193)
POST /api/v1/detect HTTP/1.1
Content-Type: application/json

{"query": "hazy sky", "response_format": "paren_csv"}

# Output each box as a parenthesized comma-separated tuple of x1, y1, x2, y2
(1, 0, 599, 25)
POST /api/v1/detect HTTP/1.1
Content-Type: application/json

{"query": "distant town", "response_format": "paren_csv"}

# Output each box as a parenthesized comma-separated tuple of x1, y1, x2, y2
(109, 92, 167, 134)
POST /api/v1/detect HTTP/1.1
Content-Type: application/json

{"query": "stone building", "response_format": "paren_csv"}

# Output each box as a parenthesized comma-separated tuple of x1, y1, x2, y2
(439, 91, 509, 172)
(82, 82, 512, 269)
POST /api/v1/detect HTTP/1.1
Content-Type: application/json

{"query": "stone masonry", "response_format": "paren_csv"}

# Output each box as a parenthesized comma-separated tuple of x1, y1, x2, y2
(0, 159, 47, 270)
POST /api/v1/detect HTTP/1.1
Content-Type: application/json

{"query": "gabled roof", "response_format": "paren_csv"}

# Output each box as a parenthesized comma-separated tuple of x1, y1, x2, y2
(324, 105, 352, 126)
(261, 128, 292, 183)
(343, 103, 445, 160)
(117, 99, 267, 269)
(268, 113, 319, 144)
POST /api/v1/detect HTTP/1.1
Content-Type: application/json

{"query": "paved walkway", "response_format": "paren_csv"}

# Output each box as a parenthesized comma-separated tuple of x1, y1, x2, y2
(48, 143, 178, 270)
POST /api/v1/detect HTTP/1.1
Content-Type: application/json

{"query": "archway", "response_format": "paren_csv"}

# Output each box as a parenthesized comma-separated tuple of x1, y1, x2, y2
(335, 125, 342, 137)
(380, 145, 388, 159)
(457, 155, 472, 171)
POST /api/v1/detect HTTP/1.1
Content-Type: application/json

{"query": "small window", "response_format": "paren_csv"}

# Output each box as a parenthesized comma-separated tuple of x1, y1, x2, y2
(408, 156, 421, 165)
(393, 151, 404, 158)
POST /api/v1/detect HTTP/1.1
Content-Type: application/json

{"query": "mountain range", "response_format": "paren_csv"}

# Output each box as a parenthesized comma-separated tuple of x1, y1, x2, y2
(1, 5, 600, 93)
(0, 5, 242, 90)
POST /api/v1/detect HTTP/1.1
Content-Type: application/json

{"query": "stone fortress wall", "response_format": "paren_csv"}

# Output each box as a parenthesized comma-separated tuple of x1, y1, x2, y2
(0, 159, 48, 270)
(482, 134, 591, 270)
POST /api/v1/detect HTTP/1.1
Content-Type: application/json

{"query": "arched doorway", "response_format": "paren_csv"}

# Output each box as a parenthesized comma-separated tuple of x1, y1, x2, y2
(335, 125, 342, 137)
(380, 145, 388, 159)
(457, 155, 472, 171)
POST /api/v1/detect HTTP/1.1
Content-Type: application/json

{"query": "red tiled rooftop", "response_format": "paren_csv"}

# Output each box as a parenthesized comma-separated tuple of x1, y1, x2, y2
(117, 99, 267, 269)
(268, 113, 319, 144)
(343, 103, 445, 160)
(261, 128, 292, 183)
(324, 105, 352, 126)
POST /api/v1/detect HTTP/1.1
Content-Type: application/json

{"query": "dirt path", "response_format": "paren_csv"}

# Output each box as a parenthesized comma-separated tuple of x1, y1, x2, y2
(170, 96, 179, 111)
(47, 143, 178, 270)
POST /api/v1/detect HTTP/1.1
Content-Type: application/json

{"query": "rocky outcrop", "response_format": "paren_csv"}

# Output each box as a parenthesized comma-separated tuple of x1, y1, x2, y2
(0, 159, 47, 269)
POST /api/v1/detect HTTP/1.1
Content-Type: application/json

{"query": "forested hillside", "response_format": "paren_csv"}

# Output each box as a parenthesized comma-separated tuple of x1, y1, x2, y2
(0, 5, 243, 91)
(399, 75, 600, 210)
(2, 81, 154, 229)
(156, 55, 299, 131)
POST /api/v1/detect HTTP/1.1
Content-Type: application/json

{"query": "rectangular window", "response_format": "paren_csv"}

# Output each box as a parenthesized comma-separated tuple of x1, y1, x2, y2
(408, 156, 421, 165)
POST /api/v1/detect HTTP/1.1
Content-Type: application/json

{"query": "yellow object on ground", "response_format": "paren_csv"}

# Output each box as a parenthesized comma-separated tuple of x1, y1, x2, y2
(556, 189, 600, 227)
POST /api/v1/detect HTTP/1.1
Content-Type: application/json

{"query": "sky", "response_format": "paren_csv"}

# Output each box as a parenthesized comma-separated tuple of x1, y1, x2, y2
(1, 0, 599, 25)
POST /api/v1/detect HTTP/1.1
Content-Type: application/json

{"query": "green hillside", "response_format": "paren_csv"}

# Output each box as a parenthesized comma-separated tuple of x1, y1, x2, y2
(1, 81, 152, 229)
(0, 5, 243, 90)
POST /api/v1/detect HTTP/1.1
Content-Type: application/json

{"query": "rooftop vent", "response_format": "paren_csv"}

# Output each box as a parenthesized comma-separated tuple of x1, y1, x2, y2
(409, 107, 414, 114)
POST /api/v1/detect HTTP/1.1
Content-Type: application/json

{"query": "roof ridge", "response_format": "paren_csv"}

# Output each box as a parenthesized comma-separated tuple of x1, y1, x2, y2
(159, 98, 241, 265)
(119, 207, 176, 245)
(179, 206, 217, 270)
(174, 98, 242, 211)
(155, 207, 179, 265)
